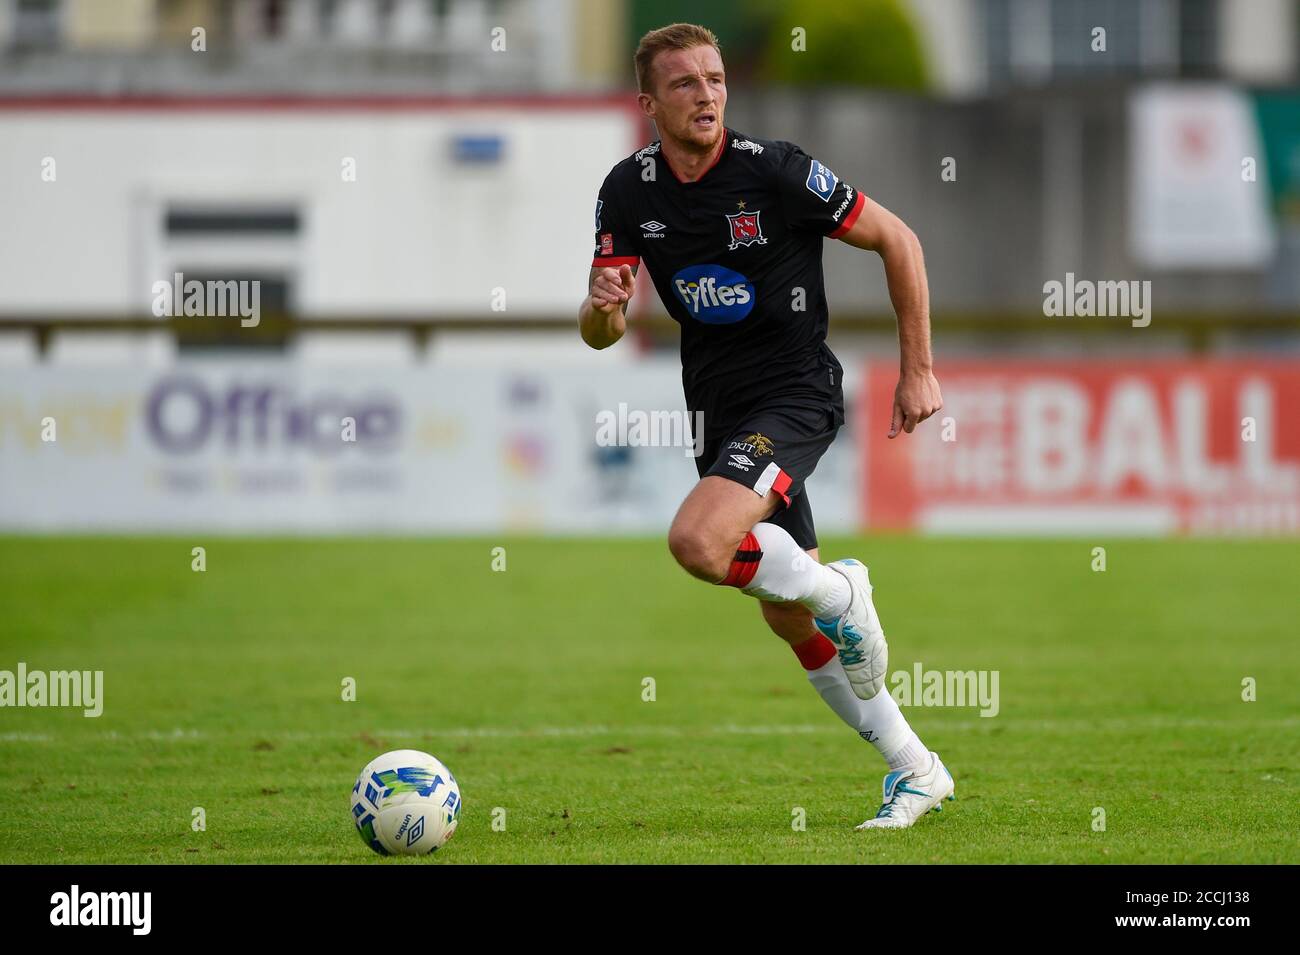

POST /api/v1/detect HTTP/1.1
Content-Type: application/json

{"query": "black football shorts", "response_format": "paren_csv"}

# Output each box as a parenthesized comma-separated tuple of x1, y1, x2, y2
(694, 399, 844, 551)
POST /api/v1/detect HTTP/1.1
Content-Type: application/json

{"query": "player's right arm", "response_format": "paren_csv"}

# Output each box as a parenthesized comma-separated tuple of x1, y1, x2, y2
(578, 264, 637, 350)
(580, 182, 641, 350)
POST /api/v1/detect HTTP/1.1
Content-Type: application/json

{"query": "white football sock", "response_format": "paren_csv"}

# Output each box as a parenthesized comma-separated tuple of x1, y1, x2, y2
(739, 522, 851, 619)
(806, 654, 928, 770)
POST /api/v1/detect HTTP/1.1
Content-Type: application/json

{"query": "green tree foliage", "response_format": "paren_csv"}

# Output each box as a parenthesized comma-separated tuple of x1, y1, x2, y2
(761, 0, 929, 90)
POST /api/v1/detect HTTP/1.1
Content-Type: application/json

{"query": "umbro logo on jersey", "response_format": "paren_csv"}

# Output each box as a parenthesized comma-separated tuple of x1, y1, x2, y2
(634, 141, 661, 162)
(731, 138, 764, 154)
(729, 453, 756, 468)
(640, 220, 667, 238)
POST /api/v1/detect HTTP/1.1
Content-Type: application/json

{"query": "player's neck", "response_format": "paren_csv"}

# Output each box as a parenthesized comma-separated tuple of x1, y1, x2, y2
(659, 129, 727, 183)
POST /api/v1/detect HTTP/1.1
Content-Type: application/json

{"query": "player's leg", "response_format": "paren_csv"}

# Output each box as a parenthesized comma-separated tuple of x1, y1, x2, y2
(668, 478, 864, 638)
(758, 594, 819, 648)
(758, 524, 929, 769)
(669, 480, 922, 771)
(665, 474, 781, 583)
(758, 486, 954, 830)
(671, 413, 952, 829)
(761, 596, 925, 765)
(670, 410, 888, 698)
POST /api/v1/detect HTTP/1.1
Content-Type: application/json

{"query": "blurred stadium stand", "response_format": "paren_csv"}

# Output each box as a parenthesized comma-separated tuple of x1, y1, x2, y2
(0, 1, 1296, 341)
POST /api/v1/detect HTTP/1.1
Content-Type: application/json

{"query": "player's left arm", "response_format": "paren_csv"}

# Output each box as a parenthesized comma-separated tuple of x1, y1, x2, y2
(834, 198, 942, 438)
(775, 145, 941, 438)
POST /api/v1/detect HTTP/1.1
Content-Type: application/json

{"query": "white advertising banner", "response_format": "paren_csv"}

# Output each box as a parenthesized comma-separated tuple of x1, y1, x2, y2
(1129, 84, 1276, 268)
(0, 360, 861, 535)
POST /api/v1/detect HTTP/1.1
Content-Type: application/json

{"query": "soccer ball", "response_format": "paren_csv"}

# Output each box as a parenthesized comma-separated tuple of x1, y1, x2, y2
(350, 749, 462, 856)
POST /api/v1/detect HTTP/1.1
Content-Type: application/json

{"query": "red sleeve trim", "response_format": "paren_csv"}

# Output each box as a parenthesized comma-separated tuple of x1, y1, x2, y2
(828, 190, 866, 239)
(592, 256, 640, 268)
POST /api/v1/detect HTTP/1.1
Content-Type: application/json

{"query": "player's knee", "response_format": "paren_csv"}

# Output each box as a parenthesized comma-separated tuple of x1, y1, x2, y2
(666, 524, 730, 582)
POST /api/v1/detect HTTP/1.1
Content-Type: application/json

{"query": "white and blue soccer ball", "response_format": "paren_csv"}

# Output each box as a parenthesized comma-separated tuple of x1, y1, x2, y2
(350, 749, 462, 856)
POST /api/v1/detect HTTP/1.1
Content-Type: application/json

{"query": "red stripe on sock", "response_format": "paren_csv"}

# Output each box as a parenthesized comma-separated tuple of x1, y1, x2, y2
(721, 531, 762, 588)
(791, 633, 838, 670)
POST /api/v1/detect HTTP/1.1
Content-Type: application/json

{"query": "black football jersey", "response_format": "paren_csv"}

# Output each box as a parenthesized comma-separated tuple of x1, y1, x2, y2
(591, 127, 864, 438)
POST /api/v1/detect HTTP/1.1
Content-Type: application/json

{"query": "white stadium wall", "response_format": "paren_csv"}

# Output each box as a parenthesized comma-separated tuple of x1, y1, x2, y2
(0, 97, 644, 317)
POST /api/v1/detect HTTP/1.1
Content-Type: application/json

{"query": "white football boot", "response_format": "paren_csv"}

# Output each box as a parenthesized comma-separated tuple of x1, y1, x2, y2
(813, 559, 888, 700)
(856, 751, 955, 830)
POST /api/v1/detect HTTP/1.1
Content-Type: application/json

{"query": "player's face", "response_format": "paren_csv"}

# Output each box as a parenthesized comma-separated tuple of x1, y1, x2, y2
(643, 45, 727, 153)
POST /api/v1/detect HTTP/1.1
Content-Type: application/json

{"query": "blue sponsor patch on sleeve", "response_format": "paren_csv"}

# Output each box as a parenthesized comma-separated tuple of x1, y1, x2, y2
(805, 160, 839, 202)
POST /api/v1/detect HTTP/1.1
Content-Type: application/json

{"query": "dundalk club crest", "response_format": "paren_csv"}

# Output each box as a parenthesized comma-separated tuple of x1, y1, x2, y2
(725, 201, 767, 251)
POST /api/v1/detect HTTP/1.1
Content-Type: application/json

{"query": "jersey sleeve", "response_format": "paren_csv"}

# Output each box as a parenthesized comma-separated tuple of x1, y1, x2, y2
(774, 143, 866, 239)
(590, 176, 641, 269)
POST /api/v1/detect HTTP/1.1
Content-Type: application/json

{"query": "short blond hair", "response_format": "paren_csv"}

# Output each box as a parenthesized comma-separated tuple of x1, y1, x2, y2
(634, 23, 722, 94)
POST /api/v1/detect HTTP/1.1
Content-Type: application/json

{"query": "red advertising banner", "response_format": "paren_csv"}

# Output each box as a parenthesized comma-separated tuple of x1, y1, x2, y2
(862, 360, 1300, 535)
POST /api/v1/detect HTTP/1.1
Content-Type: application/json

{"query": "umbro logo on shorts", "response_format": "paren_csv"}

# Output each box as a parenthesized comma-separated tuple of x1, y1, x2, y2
(729, 453, 755, 469)
(641, 220, 667, 238)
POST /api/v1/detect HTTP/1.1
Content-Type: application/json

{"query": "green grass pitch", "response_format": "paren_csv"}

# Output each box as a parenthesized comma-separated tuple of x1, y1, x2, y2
(0, 535, 1296, 864)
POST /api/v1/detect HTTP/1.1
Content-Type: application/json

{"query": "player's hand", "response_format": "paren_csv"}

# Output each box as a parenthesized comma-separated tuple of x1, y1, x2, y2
(590, 264, 635, 313)
(889, 368, 942, 438)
